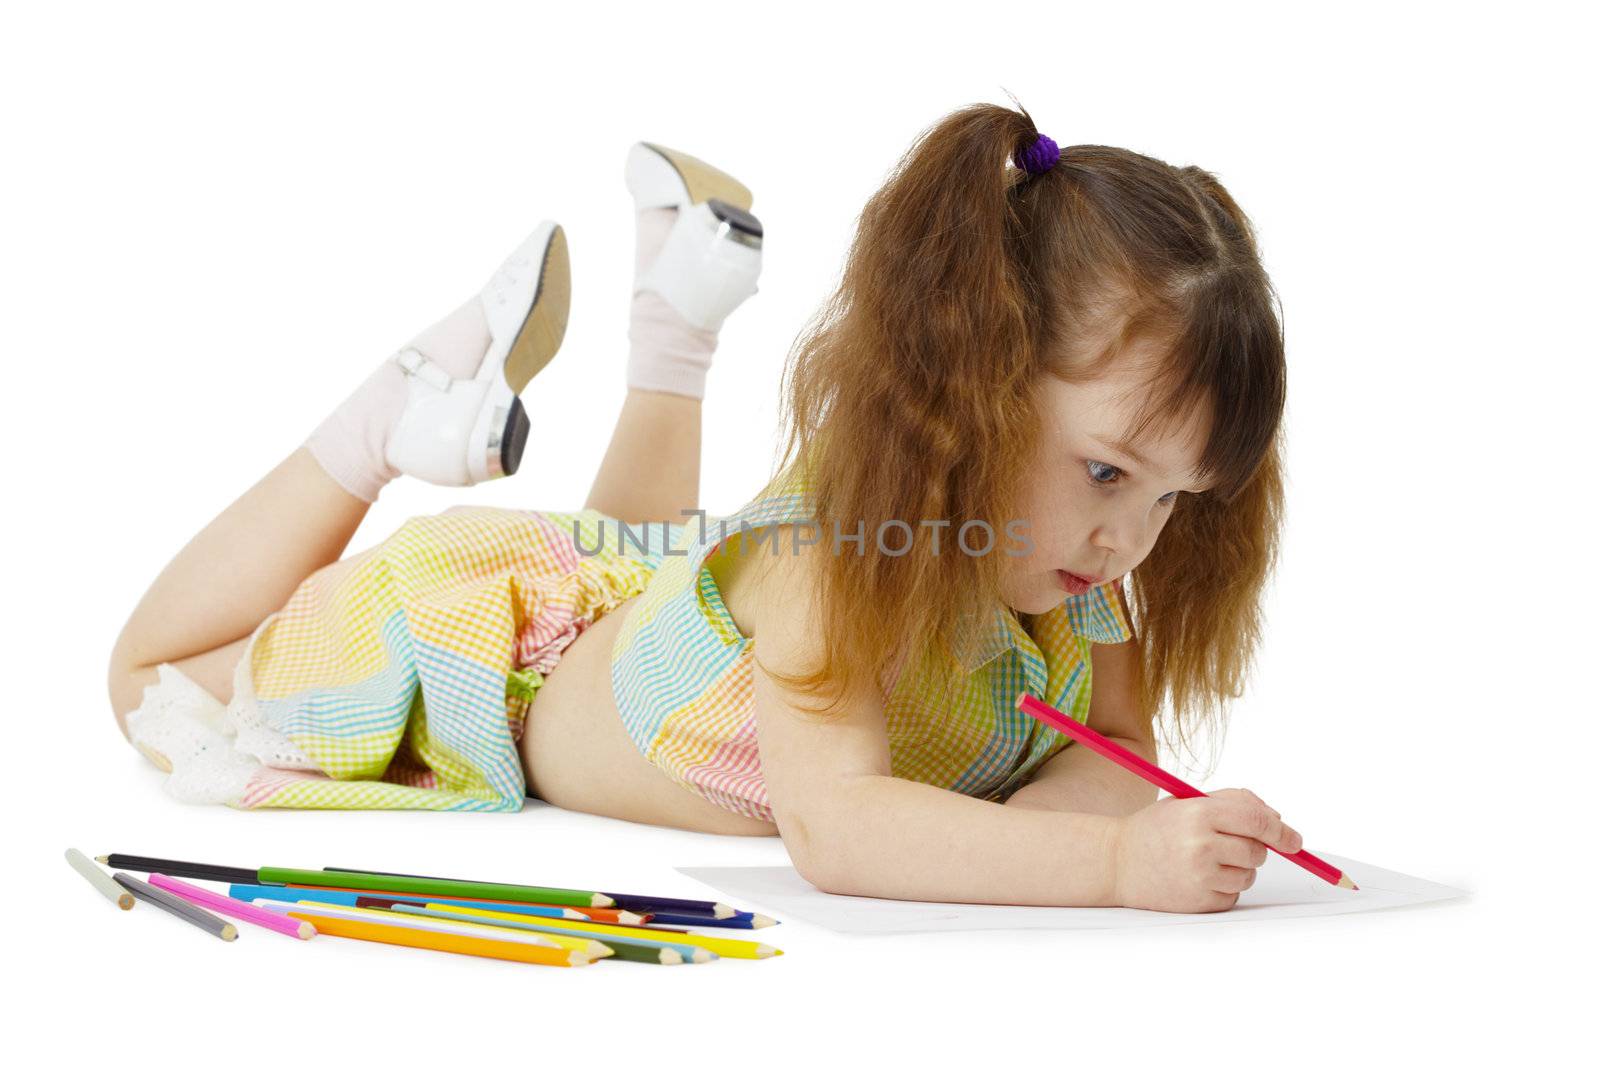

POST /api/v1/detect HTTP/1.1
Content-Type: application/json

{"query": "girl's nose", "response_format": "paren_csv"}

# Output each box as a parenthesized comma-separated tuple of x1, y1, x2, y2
(1090, 508, 1148, 565)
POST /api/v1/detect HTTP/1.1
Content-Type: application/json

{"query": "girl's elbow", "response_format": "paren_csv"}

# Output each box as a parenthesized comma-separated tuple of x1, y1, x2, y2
(773, 802, 854, 894)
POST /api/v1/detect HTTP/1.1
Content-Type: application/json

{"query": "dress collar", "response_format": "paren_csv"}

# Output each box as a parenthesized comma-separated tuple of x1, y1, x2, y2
(946, 582, 1133, 674)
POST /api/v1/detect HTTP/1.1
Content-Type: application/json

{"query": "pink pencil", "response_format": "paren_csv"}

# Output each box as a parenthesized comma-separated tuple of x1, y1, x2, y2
(1014, 692, 1357, 890)
(150, 873, 317, 939)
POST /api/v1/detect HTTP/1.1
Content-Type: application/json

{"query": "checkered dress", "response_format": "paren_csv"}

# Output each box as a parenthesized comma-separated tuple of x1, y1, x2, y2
(143, 466, 1130, 814)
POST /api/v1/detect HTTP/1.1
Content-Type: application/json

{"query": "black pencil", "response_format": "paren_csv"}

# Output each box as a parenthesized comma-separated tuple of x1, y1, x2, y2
(98, 854, 259, 884)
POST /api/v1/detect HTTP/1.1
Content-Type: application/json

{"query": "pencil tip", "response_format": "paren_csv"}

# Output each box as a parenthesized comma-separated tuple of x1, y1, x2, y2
(95, 855, 108, 864)
(1338, 875, 1358, 890)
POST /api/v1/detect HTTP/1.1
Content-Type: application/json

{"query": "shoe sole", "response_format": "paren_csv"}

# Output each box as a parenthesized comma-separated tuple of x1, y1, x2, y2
(504, 224, 571, 394)
(473, 223, 571, 482)
(637, 142, 754, 211)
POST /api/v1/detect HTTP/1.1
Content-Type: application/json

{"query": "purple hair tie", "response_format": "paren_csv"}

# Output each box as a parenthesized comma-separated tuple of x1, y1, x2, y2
(1015, 133, 1061, 176)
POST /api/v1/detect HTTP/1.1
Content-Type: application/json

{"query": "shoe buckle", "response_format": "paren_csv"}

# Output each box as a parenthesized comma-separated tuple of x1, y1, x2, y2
(394, 347, 455, 391)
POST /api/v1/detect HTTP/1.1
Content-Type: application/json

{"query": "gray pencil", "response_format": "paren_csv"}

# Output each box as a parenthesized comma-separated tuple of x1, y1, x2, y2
(65, 848, 133, 910)
(113, 872, 237, 941)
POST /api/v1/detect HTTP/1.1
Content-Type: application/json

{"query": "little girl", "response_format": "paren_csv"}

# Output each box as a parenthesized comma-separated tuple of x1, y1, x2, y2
(110, 102, 1303, 915)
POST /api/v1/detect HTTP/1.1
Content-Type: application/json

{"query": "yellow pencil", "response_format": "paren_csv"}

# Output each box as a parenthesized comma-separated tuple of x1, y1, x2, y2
(424, 902, 783, 959)
(287, 911, 592, 967)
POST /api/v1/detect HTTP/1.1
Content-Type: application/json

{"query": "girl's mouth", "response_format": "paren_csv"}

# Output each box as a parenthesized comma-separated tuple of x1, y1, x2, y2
(1056, 570, 1092, 594)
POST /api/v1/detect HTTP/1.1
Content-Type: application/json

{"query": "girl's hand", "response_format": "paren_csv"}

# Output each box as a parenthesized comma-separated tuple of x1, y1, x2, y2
(1109, 788, 1303, 912)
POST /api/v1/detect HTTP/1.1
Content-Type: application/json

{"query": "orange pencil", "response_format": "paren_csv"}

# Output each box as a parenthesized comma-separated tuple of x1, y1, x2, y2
(1015, 693, 1356, 890)
(288, 910, 592, 966)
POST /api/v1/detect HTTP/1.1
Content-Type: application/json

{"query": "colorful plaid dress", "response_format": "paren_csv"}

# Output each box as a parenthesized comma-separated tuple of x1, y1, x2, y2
(126, 505, 668, 810)
(127, 467, 1132, 816)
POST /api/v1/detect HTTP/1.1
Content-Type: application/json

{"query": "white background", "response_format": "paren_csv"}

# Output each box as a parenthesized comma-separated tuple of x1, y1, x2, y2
(4, 1, 1592, 1061)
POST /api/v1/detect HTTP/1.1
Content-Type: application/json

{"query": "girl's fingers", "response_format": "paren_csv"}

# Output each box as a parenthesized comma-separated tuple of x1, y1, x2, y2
(1209, 865, 1257, 895)
(1211, 797, 1302, 853)
(1204, 889, 1242, 912)
(1237, 787, 1280, 819)
(1213, 832, 1270, 869)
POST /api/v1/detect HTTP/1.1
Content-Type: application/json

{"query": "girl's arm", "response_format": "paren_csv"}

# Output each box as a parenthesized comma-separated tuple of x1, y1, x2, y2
(746, 538, 1120, 907)
(1003, 637, 1160, 817)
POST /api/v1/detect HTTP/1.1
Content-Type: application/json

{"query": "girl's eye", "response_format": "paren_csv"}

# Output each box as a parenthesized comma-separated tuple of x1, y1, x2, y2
(1085, 459, 1121, 485)
(1086, 460, 1181, 507)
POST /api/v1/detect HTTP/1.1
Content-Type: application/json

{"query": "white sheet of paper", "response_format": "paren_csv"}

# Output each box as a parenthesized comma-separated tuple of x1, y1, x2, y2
(676, 852, 1465, 933)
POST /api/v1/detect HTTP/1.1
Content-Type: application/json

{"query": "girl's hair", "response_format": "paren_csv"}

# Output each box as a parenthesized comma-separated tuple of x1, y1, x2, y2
(769, 99, 1287, 757)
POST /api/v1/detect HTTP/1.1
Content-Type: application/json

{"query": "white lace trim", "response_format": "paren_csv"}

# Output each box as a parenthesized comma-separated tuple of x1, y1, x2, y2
(125, 629, 316, 805)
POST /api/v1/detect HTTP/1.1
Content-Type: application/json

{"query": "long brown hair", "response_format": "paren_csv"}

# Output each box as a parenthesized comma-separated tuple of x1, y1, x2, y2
(767, 98, 1287, 756)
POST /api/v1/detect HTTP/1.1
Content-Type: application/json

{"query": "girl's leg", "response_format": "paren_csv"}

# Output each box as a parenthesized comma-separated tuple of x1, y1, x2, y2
(107, 268, 510, 735)
(584, 388, 702, 524)
(107, 447, 368, 736)
(581, 186, 756, 523)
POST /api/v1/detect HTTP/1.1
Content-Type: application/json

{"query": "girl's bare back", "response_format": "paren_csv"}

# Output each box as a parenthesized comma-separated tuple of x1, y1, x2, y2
(518, 591, 778, 837)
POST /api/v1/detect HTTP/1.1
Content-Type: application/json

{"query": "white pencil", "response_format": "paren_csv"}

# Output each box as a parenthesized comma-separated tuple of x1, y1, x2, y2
(65, 848, 133, 910)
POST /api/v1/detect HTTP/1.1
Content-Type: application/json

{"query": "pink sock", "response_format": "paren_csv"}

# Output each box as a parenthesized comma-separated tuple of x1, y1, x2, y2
(303, 296, 491, 502)
(627, 207, 719, 400)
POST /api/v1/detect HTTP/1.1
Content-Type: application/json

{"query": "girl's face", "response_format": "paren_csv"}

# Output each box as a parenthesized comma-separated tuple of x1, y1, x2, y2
(1001, 359, 1216, 616)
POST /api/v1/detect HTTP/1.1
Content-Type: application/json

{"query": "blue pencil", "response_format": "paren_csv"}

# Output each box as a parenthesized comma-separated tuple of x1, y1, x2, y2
(227, 884, 610, 922)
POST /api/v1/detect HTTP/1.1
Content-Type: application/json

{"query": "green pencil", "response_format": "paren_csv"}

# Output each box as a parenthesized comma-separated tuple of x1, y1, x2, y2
(256, 868, 609, 909)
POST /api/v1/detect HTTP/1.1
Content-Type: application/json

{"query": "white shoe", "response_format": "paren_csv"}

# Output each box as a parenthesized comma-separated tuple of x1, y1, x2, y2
(625, 142, 763, 333)
(384, 221, 571, 486)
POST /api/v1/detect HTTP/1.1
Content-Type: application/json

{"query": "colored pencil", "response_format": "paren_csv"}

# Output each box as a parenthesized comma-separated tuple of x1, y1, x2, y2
(324, 866, 731, 918)
(151, 874, 314, 940)
(325, 866, 768, 922)
(113, 873, 237, 941)
(642, 910, 776, 929)
(284, 910, 591, 967)
(95, 855, 611, 908)
(66, 848, 133, 910)
(386, 904, 713, 965)
(259, 868, 609, 908)
(423, 903, 783, 960)
(98, 855, 259, 884)
(299, 886, 644, 924)
(1014, 692, 1357, 890)
(603, 894, 742, 921)
(235, 884, 643, 924)
(253, 899, 610, 959)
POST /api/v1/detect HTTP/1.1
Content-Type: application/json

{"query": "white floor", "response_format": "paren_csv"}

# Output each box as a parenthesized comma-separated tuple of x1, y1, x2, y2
(24, 760, 1553, 1063)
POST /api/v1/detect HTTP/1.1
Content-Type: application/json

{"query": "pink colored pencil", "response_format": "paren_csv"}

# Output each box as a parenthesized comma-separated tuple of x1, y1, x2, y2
(1014, 692, 1356, 890)
(150, 873, 317, 939)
